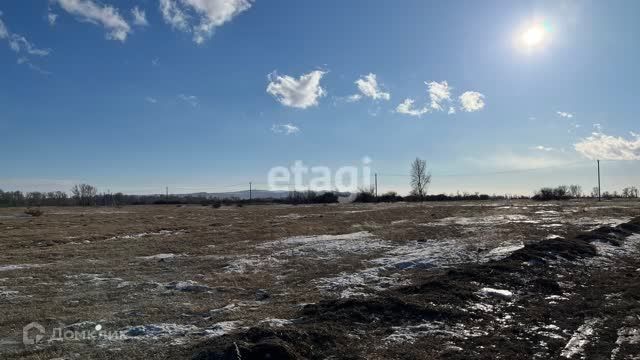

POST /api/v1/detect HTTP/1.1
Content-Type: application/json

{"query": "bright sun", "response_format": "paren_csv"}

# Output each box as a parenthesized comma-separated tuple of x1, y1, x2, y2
(522, 25, 545, 47)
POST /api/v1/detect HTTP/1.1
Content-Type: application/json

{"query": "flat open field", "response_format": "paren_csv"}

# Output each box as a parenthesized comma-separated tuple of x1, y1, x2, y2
(1, 200, 640, 359)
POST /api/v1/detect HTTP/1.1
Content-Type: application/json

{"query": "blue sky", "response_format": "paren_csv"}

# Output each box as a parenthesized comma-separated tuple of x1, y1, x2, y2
(1, 0, 639, 195)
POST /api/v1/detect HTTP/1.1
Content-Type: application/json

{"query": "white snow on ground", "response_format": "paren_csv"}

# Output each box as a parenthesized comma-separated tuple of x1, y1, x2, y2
(370, 239, 523, 271)
(137, 253, 186, 260)
(210, 301, 265, 314)
(106, 230, 185, 241)
(224, 255, 286, 273)
(424, 214, 632, 230)
(530, 324, 566, 341)
(391, 219, 410, 225)
(65, 273, 124, 284)
(571, 217, 633, 230)
(202, 321, 243, 337)
(370, 239, 471, 270)
(315, 238, 524, 297)
(260, 232, 391, 259)
(546, 234, 564, 239)
(384, 321, 488, 343)
(121, 321, 242, 342)
(276, 213, 306, 220)
(433, 214, 540, 226)
(611, 326, 640, 359)
(315, 268, 410, 298)
(164, 280, 211, 293)
(535, 210, 560, 215)
(478, 287, 514, 298)
(584, 235, 640, 267)
(259, 318, 293, 327)
(0, 264, 46, 272)
(560, 318, 601, 358)
(486, 243, 525, 257)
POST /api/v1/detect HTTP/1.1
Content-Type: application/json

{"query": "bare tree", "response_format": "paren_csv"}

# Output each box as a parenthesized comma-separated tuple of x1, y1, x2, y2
(622, 186, 639, 198)
(71, 184, 97, 206)
(410, 157, 431, 199)
(568, 184, 582, 198)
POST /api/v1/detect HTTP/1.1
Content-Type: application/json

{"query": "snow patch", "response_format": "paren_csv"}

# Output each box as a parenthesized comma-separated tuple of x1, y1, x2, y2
(436, 215, 540, 226)
(0, 264, 46, 272)
(315, 268, 409, 298)
(384, 322, 487, 343)
(611, 327, 640, 359)
(560, 318, 601, 358)
(106, 229, 185, 241)
(165, 280, 211, 293)
(259, 318, 293, 327)
(478, 287, 513, 298)
(138, 253, 185, 260)
(223, 256, 286, 273)
(276, 213, 305, 220)
(260, 232, 390, 259)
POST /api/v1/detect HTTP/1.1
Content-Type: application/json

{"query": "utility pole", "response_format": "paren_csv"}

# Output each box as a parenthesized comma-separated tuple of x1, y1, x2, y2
(249, 182, 252, 201)
(166, 186, 169, 201)
(597, 160, 601, 201)
(374, 173, 378, 198)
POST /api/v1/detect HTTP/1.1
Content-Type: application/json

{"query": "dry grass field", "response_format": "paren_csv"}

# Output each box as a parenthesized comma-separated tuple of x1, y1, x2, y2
(1, 200, 639, 359)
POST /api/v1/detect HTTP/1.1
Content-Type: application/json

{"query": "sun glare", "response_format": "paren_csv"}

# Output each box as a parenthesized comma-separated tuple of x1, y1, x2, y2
(517, 20, 552, 52)
(522, 26, 545, 47)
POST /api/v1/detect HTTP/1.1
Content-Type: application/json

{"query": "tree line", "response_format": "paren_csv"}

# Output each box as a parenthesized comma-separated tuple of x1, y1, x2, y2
(1, 159, 637, 207)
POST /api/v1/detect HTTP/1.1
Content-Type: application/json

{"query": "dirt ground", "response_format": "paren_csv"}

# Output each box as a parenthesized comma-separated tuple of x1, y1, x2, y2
(1, 199, 639, 359)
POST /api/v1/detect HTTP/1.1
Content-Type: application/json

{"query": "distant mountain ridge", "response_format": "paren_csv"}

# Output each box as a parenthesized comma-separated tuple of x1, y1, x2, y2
(176, 190, 299, 200)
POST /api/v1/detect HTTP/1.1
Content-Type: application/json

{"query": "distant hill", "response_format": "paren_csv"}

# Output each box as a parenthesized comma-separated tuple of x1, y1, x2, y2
(178, 190, 292, 200)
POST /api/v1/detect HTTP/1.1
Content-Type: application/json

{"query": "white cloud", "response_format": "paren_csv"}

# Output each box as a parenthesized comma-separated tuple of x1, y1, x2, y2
(151, 57, 160, 66)
(0, 13, 7, 39)
(145, 96, 158, 104)
(396, 98, 429, 117)
(557, 111, 574, 118)
(271, 123, 300, 135)
(574, 131, 640, 160)
(132, 6, 148, 26)
(459, 91, 485, 112)
(266, 70, 326, 109)
(16, 57, 51, 75)
(178, 94, 198, 107)
(1, 12, 51, 74)
(8, 34, 51, 56)
(532, 145, 554, 152)
(426, 81, 451, 111)
(159, 0, 189, 30)
(0, 13, 50, 56)
(448, 106, 456, 115)
(346, 94, 362, 102)
(352, 73, 390, 101)
(159, 0, 253, 44)
(53, 0, 131, 42)
(48, 12, 59, 26)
